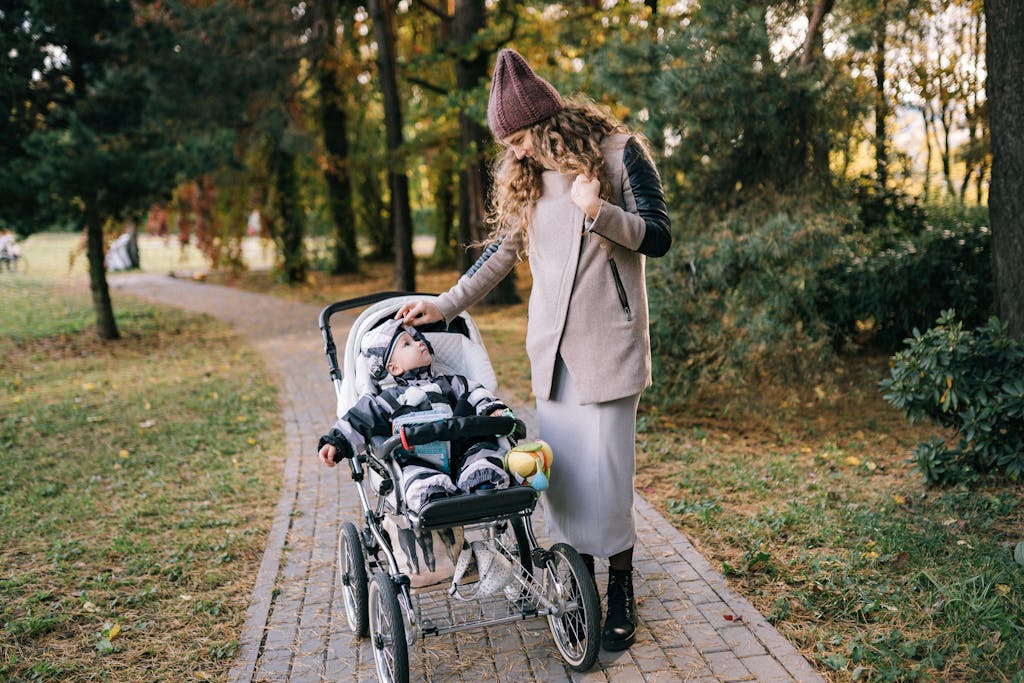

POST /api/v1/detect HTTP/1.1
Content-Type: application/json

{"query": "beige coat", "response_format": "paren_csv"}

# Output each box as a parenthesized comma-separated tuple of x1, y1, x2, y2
(436, 133, 658, 405)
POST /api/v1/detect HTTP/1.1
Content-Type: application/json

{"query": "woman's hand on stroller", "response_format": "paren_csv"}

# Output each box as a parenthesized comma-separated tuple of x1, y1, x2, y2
(395, 300, 442, 326)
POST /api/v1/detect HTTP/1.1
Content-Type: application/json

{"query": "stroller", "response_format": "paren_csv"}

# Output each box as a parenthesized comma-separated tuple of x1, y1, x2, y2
(319, 292, 600, 682)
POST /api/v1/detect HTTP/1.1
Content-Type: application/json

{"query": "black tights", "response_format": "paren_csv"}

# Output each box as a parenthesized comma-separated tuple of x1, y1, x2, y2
(581, 546, 633, 574)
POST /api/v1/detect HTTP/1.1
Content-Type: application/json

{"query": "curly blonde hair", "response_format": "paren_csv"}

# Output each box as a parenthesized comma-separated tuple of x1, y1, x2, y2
(485, 97, 629, 249)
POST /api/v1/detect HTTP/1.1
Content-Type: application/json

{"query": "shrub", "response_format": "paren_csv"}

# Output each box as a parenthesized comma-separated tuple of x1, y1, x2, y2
(880, 310, 1024, 485)
(648, 196, 847, 404)
(816, 201, 992, 350)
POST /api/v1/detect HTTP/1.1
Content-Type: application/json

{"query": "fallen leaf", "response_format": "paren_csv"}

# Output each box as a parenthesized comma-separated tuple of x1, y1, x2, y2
(108, 623, 121, 640)
(722, 614, 743, 622)
(118, 450, 130, 459)
(995, 584, 1010, 596)
(844, 456, 862, 467)
(892, 494, 906, 505)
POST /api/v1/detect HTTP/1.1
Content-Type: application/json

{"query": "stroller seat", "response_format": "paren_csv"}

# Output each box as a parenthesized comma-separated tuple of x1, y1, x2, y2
(334, 294, 536, 528)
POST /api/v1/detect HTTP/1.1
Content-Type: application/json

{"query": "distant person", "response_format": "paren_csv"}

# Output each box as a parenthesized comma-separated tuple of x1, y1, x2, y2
(396, 49, 671, 651)
(105, 227, 139, 271)
(0, 229, 21, 272)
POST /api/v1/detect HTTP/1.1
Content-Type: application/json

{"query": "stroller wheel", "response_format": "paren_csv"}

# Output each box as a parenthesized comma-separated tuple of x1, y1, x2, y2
(544, 543, 600, 671)
(338, 522, 368, 637)
(368, 571, 409, 683)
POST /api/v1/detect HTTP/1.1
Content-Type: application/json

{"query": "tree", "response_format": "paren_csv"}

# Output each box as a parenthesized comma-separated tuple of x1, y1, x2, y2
(369, 0, 415, 291)
(1, 1, 297, 338)
(317, 0, 359, 275)
(450, 0, 520, 304)
(984, 0, 1024, 338)
(649, 0, 857, 204)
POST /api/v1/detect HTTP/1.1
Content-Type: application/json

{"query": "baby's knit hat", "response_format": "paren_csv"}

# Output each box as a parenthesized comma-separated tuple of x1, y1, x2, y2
(361, 318, 432, 381)
(362, 318, 408, 381)
(487, 49, 564, 140)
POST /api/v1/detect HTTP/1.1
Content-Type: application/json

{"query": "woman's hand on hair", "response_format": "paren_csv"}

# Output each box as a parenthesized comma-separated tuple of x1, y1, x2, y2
(571, 175, 602, 220)
(396, 300, 442, 326)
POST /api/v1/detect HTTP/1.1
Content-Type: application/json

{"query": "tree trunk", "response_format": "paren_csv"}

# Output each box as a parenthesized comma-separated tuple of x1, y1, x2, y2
(370, 0, 415, 291)
(920, 107, 933, 198)
(798, 0, 835, 71)
(85, 209, 120, 340)
(873, 0, 889, 191)
(320, 4, 359, 275)
(271, 145, 307, 284)
(127, 225, 140, 269)
(430, 159, 457, 267)
(985, 0, 1024, 339)
(938, 104, 956, 197)
(453, 0, 489, 274)
(453, 0, 520, 304)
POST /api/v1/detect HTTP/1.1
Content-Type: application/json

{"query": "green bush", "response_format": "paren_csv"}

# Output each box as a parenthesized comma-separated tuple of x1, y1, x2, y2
(648, 196, 848, 403)
(881, 310, 1024, 485)
(816, 202, 992, 350)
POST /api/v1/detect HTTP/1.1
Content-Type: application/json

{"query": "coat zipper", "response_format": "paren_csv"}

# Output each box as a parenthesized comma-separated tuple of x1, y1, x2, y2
(608, 258, 633, 321)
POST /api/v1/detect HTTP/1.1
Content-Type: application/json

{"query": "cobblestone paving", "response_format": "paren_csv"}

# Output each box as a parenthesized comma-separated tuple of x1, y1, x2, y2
(114, 273, 823, 683)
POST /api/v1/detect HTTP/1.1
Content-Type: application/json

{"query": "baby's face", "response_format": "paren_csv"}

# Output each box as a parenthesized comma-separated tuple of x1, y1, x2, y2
(386, 332, 432, 375)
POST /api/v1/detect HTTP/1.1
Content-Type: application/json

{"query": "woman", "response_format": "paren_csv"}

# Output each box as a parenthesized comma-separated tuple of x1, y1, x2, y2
(396, 48, 671, 651)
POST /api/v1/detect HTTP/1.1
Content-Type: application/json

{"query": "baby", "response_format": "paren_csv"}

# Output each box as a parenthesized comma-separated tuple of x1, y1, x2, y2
(317, 318, 511, 512)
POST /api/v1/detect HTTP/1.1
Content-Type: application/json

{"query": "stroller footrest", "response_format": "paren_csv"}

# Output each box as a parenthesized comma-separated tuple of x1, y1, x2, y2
(413, 487, 538, 530)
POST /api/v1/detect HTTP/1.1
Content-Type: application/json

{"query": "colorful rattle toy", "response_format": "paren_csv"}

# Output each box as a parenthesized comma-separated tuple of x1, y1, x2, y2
(504, 440, 553, 491)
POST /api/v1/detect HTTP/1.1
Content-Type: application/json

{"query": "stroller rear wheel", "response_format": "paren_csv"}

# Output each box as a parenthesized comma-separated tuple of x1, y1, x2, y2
(368, 571, 409, 683)
(338, 522, 368, 637)
(544, 543, 600, 671)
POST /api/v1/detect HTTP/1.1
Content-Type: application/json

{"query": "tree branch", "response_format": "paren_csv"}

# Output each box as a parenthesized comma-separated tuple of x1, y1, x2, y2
(798, 0, 835, 71)
(407, 75, 449, 95)
(415, 0, 450, 20)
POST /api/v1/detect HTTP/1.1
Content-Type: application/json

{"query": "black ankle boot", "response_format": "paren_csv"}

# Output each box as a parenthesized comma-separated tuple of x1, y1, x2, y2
(602, 568, 636, 651)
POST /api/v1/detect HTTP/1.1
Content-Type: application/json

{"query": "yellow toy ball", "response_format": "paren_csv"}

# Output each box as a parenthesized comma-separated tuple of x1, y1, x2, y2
(503, 440, 553, 491)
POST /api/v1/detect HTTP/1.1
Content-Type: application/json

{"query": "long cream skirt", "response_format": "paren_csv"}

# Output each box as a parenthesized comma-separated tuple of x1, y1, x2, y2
(536, 355, 640, 558)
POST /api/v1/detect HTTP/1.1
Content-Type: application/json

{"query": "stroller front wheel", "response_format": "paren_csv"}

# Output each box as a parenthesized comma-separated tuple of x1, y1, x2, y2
(368, 571, 409, 683)
(544, 543, 600, 671)
(338, 522, 369, 637)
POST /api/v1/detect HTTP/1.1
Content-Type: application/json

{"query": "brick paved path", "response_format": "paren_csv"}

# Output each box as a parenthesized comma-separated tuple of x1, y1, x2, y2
(114, 273, 823, 683)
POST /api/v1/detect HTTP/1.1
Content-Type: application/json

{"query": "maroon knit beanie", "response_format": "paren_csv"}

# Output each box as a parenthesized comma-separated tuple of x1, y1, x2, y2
(487, 49, 564, 140)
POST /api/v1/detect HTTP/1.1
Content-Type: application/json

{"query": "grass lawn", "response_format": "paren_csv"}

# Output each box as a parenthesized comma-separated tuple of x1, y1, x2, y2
(208, 256, 1024, 683)
(1, 235, 283, 681)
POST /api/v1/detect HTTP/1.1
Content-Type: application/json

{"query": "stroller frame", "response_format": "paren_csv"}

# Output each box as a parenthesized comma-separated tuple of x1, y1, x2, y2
(320, 293, 600, 682)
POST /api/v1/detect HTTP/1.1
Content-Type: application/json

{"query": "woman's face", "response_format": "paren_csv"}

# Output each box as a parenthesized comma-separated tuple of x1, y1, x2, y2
(503, 131, 534, 160)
